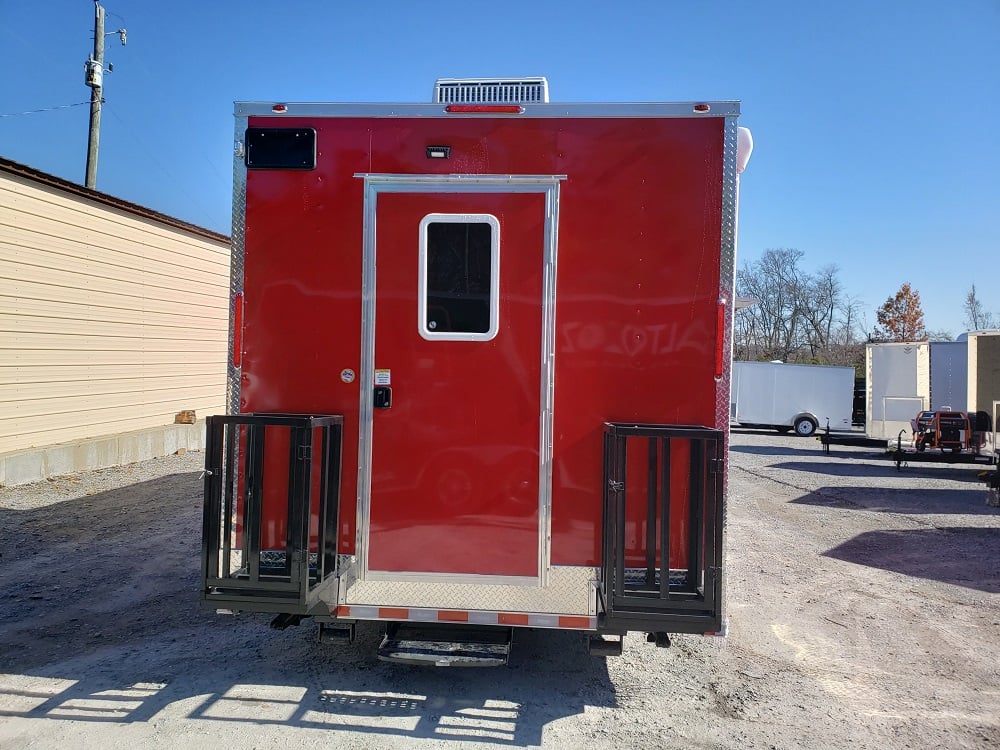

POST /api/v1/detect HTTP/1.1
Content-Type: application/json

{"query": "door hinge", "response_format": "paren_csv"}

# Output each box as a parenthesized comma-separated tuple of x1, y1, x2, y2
(608, 479, 625, 493)
(709, 458, 724, 475)
(297, 446, 312, 461)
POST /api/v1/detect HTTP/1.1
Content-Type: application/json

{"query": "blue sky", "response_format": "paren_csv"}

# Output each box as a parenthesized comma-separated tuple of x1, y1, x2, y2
(2, 0, 997, 335)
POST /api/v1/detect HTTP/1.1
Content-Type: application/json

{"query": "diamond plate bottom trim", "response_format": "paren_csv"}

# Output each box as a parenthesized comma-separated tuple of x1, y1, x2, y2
(342, 565, 597, 616)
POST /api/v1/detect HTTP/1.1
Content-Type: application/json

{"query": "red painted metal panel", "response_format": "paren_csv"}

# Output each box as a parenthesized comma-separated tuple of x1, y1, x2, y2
(242, 117, 370, 555)
(240, 115, 725, 570)
(547, 119, 724, 566)
(367, 192, 544, 576)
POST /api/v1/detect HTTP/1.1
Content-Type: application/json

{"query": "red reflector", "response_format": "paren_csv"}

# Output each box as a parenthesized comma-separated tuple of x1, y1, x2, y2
(498, 613, 530, 626)
(438, 610, 469, 622)
(271, 103, 288, 113)
(232, 292, 244, 368)
(715, 297, 727, 380)
(557, 616, 592, 630)
(694, 103, 711, 113)
(378, 607, 408, 620)
(445, 104, 524, 114)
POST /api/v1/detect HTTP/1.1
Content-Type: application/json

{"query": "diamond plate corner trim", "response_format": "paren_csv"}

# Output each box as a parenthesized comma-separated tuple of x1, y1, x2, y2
(343, 565, 597, 615)
(228, 116, 248, 416)
(714, 114, 740, 631)
(717, 115, 739, 438)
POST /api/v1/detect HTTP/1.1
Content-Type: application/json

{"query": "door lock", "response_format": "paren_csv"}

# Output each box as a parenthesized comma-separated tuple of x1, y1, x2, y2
(374, 386, 392, 409)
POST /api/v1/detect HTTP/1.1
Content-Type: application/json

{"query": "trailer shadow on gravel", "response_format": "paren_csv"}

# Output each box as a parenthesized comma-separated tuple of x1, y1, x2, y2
(822, 527, 1000, 594)
(771, 458, 987, 483)
(789, 485, 998, 516)
(0, 472, 617, 745)
(729, 442, 826, 457)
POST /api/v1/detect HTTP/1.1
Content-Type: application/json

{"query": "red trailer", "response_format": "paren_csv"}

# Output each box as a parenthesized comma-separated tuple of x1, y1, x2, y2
(200, 78, 752, 665)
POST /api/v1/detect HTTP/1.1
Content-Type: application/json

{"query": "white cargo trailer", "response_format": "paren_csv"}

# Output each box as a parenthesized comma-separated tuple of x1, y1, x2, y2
(866, 337, 994, 443)
(865, 342, 930, 441)
(929, 341, 968, 411)
(731, 361, 855, 436)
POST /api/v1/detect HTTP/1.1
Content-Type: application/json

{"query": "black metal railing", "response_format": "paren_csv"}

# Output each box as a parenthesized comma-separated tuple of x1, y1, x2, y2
(600, 423, 724, 635)
(200, 413, 343, 615)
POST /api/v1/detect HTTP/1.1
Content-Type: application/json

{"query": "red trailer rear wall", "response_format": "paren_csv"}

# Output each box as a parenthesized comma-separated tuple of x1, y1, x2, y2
(239, 115, 725, 568)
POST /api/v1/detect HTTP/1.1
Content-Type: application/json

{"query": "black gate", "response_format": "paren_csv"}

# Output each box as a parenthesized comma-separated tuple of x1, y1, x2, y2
(200, 413, 343, 615)
(600, 423, 724, 635)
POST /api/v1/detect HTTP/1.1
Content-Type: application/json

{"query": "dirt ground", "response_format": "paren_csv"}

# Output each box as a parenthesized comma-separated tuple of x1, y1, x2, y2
(1, 431, 997, 749)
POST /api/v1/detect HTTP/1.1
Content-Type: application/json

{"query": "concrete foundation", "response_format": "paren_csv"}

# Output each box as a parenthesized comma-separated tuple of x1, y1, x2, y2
(0, 421, 206, 487)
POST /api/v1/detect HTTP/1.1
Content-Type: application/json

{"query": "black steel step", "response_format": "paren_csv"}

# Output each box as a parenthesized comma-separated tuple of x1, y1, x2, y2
(377, 623, 513, 667)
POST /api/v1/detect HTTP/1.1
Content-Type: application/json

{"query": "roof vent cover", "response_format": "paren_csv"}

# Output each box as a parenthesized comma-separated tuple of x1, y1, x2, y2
(433, 77, 549, 104)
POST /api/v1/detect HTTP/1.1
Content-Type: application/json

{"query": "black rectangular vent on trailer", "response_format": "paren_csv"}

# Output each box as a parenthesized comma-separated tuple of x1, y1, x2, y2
(244, 128, 317, 170)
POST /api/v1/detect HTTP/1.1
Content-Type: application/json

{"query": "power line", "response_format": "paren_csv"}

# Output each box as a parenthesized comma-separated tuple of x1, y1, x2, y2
(104, 102, 227, 230)
(0, 101, 91, 118)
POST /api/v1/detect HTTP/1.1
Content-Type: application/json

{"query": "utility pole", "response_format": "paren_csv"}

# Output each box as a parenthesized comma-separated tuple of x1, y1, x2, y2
(84, 2, 105, 189)
(83, 2, 126, 189)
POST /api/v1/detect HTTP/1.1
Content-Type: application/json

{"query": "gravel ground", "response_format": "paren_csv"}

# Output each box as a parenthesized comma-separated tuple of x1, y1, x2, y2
(0, 431, 998, 749)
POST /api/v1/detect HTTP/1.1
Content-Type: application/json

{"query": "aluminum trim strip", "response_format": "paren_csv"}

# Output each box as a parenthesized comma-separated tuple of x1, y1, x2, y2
(355, 179, 378, 576)
(356, 174, 561, 586)
(538, 182, 560, 587)
(355, 173, 567, 187)
(236, 102, 740, 118)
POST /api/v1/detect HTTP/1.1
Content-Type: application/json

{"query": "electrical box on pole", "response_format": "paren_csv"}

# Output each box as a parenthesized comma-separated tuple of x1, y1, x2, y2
(84, 57, 103, 88)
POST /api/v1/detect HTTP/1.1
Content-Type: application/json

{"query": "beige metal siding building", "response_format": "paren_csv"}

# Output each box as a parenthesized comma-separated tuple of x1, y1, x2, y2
(968, 331, 1000, 453)
(0, 157, 229, 480)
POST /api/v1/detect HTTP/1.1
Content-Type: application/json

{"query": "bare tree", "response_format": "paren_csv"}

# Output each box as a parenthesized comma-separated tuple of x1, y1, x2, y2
(735, 248, 805, 361)
(834, 294, 865, 346)
(964, 284, 997, 331)
(799, 264, 840, 358)
(735, 249, 856, 365)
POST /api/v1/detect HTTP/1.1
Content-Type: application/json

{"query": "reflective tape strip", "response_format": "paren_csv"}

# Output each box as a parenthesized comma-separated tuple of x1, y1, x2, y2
(498, 613, 530, 626)
(330, 605, 595, 631)
(558, 616, 592, 630)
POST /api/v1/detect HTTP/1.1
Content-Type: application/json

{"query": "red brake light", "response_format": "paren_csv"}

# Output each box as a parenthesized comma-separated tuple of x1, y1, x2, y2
(694, 104, 711, 113)
(445, 104, 524, 114)
(232, 292, 244, 368)
(271, 103, 288, 113)
(715, 297, 727, 380)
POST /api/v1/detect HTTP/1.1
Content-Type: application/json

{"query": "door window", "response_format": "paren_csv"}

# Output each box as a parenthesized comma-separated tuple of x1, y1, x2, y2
(418, 214, 500, 341)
